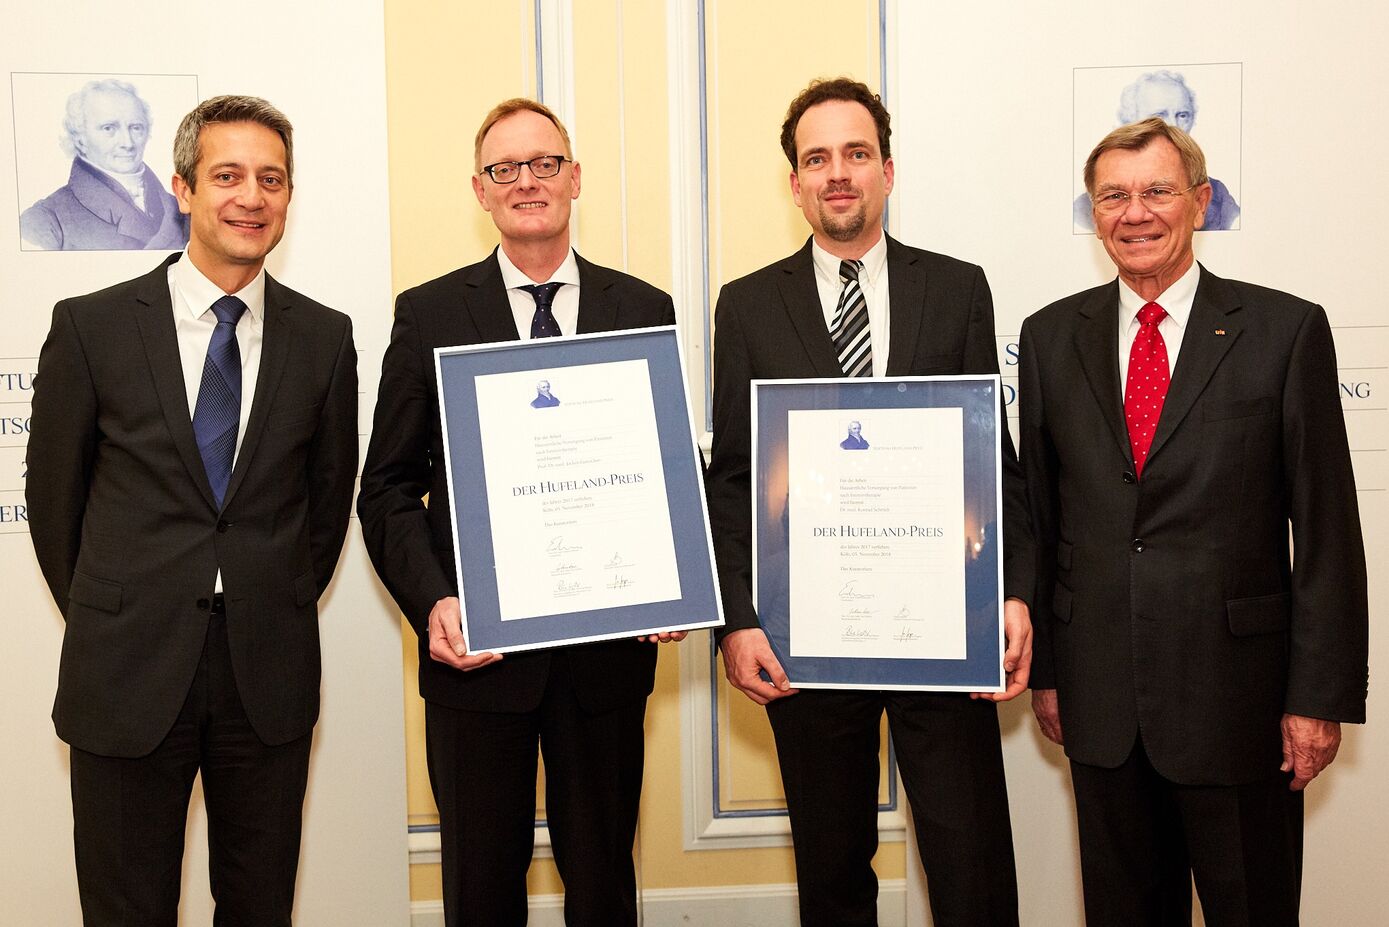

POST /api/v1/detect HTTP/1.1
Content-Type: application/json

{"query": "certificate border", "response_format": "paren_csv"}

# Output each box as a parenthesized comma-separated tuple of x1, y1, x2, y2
(435, 326, 723, 654)
(752, 375, 1005, 691)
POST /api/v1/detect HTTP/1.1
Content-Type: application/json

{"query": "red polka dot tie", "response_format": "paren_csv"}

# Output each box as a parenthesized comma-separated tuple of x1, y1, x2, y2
(1124, 301, 1169, 478)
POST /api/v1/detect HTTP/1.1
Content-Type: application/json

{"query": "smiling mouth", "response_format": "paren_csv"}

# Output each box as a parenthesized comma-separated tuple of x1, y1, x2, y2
(1121, 234, 1161, 243)
(226, 220, 266, 230)
(514, 201, 548, 209)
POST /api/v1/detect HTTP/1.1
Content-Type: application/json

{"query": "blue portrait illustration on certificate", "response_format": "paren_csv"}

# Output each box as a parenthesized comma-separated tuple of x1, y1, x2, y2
(839, 420, 869, 450)
(530, 378, 561, 408)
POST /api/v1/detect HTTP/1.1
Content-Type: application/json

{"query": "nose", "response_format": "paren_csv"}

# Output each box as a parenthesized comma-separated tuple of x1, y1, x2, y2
(1120, 192, 1154, 222)
(234, 178, 266, 209)
(114, 124, 133, 149)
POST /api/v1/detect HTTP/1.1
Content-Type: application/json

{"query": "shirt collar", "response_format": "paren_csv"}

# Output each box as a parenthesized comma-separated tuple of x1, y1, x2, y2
(170, 253, 266, 323)
(496, 246, 581, 291)
(811, 233, 888, 289)
(1118, 260, 1200, 331)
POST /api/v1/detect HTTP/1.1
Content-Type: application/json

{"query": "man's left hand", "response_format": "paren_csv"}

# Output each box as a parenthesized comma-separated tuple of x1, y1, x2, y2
(1280, 713, 1341, 791)
(972, 597, 1032, 702)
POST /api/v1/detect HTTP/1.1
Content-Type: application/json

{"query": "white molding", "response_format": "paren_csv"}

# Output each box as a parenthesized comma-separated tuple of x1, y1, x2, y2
(410, 880, 907, 927)
(665, 0, 710, 438)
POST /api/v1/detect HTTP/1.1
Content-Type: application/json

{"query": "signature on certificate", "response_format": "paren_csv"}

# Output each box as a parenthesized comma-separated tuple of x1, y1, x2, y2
(842, 626, 877, 641)
(606, 574, 634, 590)
(838, 580, 874, 601)
(554, 579, 585, 596)
(605, 552, 629, 568)
(893, 628, 921, 643)
(546, 536, 580, 555)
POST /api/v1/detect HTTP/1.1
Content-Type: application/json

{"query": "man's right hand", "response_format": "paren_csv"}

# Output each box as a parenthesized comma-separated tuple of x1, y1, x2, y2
(719, 628, 798, 705)
(1031, 687, 1063, 745)
(428, 597, 502, 671)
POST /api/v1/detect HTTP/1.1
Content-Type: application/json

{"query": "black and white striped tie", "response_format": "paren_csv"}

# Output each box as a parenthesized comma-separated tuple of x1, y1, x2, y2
(832, 259, 872, 377)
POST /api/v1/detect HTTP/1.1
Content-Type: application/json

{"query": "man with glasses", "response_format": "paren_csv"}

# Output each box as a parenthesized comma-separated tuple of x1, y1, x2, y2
(705, 77, 1035, 927)
(358, 98, 677, 927)
(1022, 117, 1367, 925)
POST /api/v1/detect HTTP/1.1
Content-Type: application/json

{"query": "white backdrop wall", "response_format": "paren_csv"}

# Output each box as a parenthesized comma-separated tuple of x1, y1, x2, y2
(891, 2, 1387, 923)
(0, 3, 410, 924)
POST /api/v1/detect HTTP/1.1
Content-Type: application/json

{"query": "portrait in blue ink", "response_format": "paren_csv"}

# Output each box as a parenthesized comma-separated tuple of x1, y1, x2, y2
(529, 378, 560, 407)
(15, 74, 194, 252)
(839, 419, 869, 449)
(1073, 65, 1242, 233)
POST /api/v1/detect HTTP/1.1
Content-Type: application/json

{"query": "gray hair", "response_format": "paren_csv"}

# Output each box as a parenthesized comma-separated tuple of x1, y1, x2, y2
(1117, 69, 1198, 126)
(1083, 117, 1209, 197)
(173, 95, 293, 191)
(61, 78, 150, 159)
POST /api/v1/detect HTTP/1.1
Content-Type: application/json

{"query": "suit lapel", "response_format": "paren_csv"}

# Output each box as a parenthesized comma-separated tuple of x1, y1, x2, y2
(1070, 282, 1132, 465)
(222, 273, 293, 508)
(884, 236, 926, 377)
(464, 249, 522, 342)
(573, 252, 618, 334)
(1144, 266, 1242, 468)
(778, 239, 842, 377)
(132, 255, 219, 511)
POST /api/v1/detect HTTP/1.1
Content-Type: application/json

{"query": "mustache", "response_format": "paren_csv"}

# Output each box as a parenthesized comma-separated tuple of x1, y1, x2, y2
(820, 180, 860, 199)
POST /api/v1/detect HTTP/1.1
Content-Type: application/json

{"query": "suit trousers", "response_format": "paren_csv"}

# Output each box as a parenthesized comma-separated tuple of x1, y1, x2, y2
(69, 603, 312, 927)
(1069, 734, 1303, 927)
(766, 689, 1019, 927)
(425, 650, 647, 927)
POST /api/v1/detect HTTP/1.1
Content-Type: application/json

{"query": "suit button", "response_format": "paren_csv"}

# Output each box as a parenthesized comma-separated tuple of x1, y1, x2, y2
(1131, 538, 1145, 553)
(1122, 471, 1136, 484)
(196, 598, 210, 610)
(216, 520, 230, 533)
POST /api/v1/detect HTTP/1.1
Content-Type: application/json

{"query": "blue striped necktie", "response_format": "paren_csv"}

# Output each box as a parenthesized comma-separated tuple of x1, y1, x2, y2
(192, 294, 247, 507)
(833, 260, 872, 377)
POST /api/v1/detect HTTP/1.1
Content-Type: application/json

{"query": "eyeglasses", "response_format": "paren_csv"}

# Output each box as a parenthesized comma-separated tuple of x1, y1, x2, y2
(479, 155, 569, 184)
(1092, 184, 1198, 215)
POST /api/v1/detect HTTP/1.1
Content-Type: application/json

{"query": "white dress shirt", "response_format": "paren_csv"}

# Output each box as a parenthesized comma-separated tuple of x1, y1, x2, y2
(168, 255, 266, 592)
(1117, 260, 1200, 387)
(85, 158, 148, 212)
(811, 234, 890, 376)
(497, 247, 582, 338)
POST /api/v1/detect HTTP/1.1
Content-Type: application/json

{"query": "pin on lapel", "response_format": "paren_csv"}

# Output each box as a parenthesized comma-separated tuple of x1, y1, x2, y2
(1214, 328, 1227, 336)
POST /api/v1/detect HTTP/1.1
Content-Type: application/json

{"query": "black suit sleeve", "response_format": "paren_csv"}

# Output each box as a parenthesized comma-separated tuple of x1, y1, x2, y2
(357, 291, 455, 634)
(307, 317, 359, 596)
(26, 299, 99, 614)
(705, 282, 758, 638)
(1017, 316, 1061, 689)
(961, 266, 1036, 608)
(1282, 305, 1368, 722)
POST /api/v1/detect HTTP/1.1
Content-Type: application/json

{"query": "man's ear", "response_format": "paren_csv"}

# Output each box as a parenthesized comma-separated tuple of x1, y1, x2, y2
(172, 174, 192, 215)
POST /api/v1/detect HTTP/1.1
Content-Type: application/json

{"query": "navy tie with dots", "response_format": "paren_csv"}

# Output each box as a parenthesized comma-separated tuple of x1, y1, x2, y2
(193, 294, 247, 507)
(1123, 301, 1169, 478)
(520, 282, 564, 338)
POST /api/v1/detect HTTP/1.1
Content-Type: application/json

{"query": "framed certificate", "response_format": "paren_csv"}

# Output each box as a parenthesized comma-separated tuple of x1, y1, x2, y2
(752, 376, 1005, 691)
(435, 326, 723, 653)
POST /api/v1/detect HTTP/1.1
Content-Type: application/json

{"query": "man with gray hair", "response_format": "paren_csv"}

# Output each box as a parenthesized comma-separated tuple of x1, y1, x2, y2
(28, 94, 357, 924)
(1025, 116, 1366, 925)
(20, 78, 188, 250)
(1075, 70, 1241, 231)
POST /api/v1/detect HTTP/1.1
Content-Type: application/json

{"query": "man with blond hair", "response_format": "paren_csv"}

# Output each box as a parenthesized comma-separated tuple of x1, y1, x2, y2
(1024, 117, 1367, 925)
(359, 97, 678, 926)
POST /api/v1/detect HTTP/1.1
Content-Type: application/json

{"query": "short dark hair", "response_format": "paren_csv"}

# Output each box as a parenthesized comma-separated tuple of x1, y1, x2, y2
(780, 78, 891, 168)
(173, 95, 293, 192)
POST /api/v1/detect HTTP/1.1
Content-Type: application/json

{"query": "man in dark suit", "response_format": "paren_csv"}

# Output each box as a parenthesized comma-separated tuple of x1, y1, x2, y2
(357, 98, 680, 927)
(705, 77, 1035, 927)
(26, 95, 358, 925)
(1023, 117, 1367, 926)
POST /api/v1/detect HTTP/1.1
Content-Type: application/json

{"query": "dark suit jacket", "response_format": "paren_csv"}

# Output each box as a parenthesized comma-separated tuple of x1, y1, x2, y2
(1021, 265, 1368, 785)
(21, 158, 189, 251)
(706, 236, 1034, 641)
(27, 254, 359, 758)
(357, 249, 674, 714)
